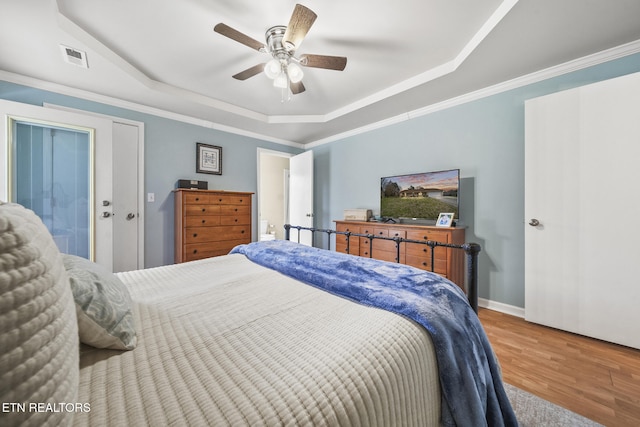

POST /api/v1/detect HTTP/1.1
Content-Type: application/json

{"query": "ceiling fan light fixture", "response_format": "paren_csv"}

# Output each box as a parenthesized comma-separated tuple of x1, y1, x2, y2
(215, 4, 345, 100)
(273, 72, 288, 89)
(264, 59, 282, 79)
(287, 62, 304, 83)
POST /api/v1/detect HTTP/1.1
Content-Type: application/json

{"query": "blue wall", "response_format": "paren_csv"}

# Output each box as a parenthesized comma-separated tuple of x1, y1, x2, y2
(0, 81, 303, 267)
(312, 52, 640, 309)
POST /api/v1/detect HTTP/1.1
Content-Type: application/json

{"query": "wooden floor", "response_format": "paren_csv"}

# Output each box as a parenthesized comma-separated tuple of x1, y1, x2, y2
(479, 308, 640, 426)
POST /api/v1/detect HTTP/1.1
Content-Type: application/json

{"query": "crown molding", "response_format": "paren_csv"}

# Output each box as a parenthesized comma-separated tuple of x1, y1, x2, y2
(2, 37, 639, 150)
(306, 39, 640, 148)
(0, 69, 303, 149)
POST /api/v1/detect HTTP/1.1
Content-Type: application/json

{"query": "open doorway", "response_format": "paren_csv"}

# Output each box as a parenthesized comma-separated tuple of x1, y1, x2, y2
(257, 148, 291, 241)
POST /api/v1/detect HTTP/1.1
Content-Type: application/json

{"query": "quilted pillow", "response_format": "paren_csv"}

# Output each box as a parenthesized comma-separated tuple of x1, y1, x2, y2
(62, 254, 137, 350)
(0, 202, 80, 426)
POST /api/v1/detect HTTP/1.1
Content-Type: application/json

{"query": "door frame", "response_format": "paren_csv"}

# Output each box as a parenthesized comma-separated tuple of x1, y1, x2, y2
(257, 147, 292, 241)
(44, 103, 145, 269)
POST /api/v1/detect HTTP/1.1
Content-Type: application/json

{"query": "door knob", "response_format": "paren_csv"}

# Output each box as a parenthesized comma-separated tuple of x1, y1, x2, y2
(529, 219, 540, 226)
(126, 213, 136, 220)
(102, 212, 111, 218)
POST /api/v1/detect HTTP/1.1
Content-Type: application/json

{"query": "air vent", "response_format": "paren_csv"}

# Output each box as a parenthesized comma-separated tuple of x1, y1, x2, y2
(60, 44, 88, 68)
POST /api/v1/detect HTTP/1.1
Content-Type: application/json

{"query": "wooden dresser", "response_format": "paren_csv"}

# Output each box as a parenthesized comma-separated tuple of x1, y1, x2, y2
(174, 189, 253, 263)
(334, 220, 466, 288)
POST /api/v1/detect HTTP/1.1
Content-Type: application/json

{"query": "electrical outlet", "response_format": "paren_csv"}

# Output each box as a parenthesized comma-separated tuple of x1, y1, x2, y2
(147, 193, 155, 202)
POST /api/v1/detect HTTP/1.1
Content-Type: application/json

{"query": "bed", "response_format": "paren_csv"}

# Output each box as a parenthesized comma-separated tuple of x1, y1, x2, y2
(0, 202, 516, 427)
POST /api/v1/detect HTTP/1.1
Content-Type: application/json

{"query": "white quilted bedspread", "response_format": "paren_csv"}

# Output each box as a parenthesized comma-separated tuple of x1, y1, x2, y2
(75, 254, 441, 426)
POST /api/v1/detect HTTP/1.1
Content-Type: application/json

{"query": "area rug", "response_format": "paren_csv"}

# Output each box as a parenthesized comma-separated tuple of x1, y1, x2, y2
(504, 383, 603, 426)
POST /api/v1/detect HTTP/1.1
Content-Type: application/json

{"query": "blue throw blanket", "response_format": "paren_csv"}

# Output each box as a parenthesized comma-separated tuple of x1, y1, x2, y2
(230, 240, 517, 427)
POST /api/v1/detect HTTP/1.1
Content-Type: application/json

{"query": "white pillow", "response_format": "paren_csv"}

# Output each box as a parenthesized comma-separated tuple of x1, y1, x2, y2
(0, 202, 80, 426)
(62, 254, 137, 350)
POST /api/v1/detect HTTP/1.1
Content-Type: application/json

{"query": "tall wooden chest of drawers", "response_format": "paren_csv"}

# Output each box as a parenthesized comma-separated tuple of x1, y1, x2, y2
(174, 189, 253, 263)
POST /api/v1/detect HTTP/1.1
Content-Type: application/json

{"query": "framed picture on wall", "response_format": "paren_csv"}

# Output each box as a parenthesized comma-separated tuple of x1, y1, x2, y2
(436, 212, 454, 227)
(196, 143, 222, 175)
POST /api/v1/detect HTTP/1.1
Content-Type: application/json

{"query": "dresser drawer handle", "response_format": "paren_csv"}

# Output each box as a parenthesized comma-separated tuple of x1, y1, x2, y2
(219, 198, 223, 202)
(193, 249, 198, 254)
(234, 208, 238, 212)
(241, 230, 245, 234)
(193, 233, 198, 238)
(201, 219, 206, 224)
(234, 219, 238, 222)
(423, 248, 427, 253)
(195, 197, 200, 201)
(379, 231, 384, 235)
(201, 208, 206, 213)
(422, 262, 427, 266)
(239, 199, 243, 203)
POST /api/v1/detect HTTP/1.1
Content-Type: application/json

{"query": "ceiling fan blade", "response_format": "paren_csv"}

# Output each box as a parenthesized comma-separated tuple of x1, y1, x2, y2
(299, 54, 347, 71)
(232, 63, 266, 80)
(282, 4, 317, 51)
(214, 23, 265, 52)
(290, 81, 306, 95)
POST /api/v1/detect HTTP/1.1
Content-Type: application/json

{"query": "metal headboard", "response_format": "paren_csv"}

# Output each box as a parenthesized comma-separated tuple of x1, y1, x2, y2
(284, 224, 481, 313)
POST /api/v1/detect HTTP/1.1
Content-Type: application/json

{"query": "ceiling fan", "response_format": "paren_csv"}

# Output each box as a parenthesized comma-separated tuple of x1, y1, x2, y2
(214, 4, 347, 97)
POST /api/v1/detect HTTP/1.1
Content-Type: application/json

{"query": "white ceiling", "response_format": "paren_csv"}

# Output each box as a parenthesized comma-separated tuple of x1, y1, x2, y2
(2, 0, 640, 146)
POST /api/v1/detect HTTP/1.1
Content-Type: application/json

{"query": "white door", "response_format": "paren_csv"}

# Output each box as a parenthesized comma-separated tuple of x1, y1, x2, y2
(288, 150, 313, 246)
(524, 89, 582, 334)
(524, 72, 640, 349)
(112, 122, 141, 272)
(0, 100, 114, 269)
(43, 105, 145, 272)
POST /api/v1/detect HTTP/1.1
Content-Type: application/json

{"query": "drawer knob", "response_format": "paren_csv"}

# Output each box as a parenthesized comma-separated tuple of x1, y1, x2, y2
(201, 220, 206, 224)
(201, 208, 206, 212)
(234, 219, 238, 222)
(234, 208, 238, 212)
(219, 198, 222, 202)
(193, 233, 198, 238)
(193, 250, 198, 254)
(195, 197, 200, 201)
(240, 199, 243, 202)
(241, 230, 245, 234)
(423, 248, 427, 253)
(422, 262, 427, 266)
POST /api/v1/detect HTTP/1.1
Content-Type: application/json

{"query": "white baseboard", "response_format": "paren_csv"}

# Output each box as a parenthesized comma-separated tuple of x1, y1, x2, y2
(478, 298, 525, 318)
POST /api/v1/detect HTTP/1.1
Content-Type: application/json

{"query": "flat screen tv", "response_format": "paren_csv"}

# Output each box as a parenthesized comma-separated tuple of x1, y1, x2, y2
(380, 169, 460, 223)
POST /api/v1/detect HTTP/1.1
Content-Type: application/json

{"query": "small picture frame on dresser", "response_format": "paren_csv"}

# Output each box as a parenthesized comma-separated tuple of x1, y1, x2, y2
(436, 212, 454, 227)
(196, 143, 222, 175)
